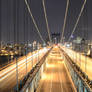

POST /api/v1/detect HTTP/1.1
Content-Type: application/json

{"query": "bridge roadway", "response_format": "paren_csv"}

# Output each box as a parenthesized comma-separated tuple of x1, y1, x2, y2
(36, 46, 75, 92)
(0, 47, 49, 92)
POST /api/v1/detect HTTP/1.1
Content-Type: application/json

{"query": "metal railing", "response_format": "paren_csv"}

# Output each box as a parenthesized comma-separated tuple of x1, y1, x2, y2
(60, 48, 92, 92)
(13, 47, 52, 92)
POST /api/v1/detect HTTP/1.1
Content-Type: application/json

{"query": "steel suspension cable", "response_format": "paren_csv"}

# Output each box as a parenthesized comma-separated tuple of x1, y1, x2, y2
(60, 0, 69, 43)
(42, 0, 52, 43)
(7, 0, 10, 44)
(68, 0, 87, 42)
(13, 0, 16, 44)
(24, 0, 45, 44)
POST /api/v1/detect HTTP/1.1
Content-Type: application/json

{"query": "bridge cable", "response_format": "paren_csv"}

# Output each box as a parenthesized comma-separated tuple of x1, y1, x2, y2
(42, 0, 52, 43)
(60, 0, 70, 43)
(24, 0, 45, 44)
(68, 0, 87, 42)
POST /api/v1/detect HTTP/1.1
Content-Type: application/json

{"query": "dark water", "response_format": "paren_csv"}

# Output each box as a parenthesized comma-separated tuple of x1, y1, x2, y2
(0, 55, 11, 66)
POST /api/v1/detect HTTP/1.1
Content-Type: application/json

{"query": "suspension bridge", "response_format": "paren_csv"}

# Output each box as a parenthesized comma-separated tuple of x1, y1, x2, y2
(0, 0, 92, 92)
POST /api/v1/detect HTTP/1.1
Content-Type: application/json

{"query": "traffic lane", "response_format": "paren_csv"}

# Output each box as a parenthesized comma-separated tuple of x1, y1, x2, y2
(0, 54, 46, 92)
(37, 62, 75, 92)
(0, 52, 32, 71)
(0, 48, 47, 81)
(0, 49, 41, 70)
(58, 62, 74, 92)
(37, 66, 52, 92)
(0, 50, 48, 92)
(50, 61, 61, 92)
(0, 48, 47, 78)
(49, 61, 75, 92)
(37, 50, 75, 92)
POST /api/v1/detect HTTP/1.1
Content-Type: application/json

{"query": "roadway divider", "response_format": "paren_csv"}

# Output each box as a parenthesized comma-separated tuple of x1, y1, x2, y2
(60, 47, 92, 92)
(14, 47, 53, 92)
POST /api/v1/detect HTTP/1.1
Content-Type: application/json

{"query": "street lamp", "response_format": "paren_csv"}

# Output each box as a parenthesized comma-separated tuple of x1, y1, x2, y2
(32, 41, 36, 68)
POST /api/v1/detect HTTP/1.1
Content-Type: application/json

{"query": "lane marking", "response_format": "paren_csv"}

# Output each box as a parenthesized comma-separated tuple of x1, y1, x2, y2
(50, 57, 53, 92)
(59, 51, 64, 92)
(58, 61, 63, 92)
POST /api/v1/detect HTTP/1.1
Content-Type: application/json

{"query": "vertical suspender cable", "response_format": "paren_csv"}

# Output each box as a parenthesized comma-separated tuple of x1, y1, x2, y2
(16, 0, 19, 45)
(84, 3, 88, 73)
(13, 0, 19, 91)
(7, 0, 10, 44)
(7, 0, 10, 63)
(25, 1, 28, 74)
(13, 0, 16, 44)
(24, 1, 26, 45)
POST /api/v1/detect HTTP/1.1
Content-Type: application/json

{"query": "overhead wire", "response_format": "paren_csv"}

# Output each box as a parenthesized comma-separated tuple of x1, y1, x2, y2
(24, 0, 45, 44)
(13, 0, 16, 44)
(17, 0, 19, 44)
(42, 0, 52, 43)
(60, 0, 69, 43)
(68, 0, 87, 42)
(7, 0, 10, 44)
(24, 0, 26, 44)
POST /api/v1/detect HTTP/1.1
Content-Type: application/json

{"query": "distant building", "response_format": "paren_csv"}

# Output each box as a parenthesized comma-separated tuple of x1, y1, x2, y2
(72, 37, 89, 54)
(51, 33, 60, 44)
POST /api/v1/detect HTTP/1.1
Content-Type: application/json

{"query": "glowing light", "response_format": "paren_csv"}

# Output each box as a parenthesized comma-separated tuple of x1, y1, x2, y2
(42, 73, 47, 80)
(46, 63, 55, 68)
(0, 48, 49, 81)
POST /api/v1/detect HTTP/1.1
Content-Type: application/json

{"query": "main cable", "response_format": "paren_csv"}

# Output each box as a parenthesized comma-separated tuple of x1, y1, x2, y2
(25, 0, 45, 44)
(60, 0, 69, 43)
(42, 0, 52, 43)
(68, 0, 87, 42)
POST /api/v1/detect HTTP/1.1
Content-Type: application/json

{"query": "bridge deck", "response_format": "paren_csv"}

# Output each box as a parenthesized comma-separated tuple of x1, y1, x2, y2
(36, 47, 75, 92)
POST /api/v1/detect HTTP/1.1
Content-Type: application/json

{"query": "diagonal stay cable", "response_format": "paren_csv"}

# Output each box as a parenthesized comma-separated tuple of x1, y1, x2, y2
(42, 0, 52, 43)
(25, 0, 45, 44)
(68, 0, 87, 42)
(60, 0, 70, 43)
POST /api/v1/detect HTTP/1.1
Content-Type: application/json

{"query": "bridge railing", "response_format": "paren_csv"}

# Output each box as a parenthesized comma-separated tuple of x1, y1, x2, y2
(13, 47, 52, 92)
(60, 48, 92, 92)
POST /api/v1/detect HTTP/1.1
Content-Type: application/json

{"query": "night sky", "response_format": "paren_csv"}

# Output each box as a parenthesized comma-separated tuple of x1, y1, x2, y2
(0, 0, 92, 44)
